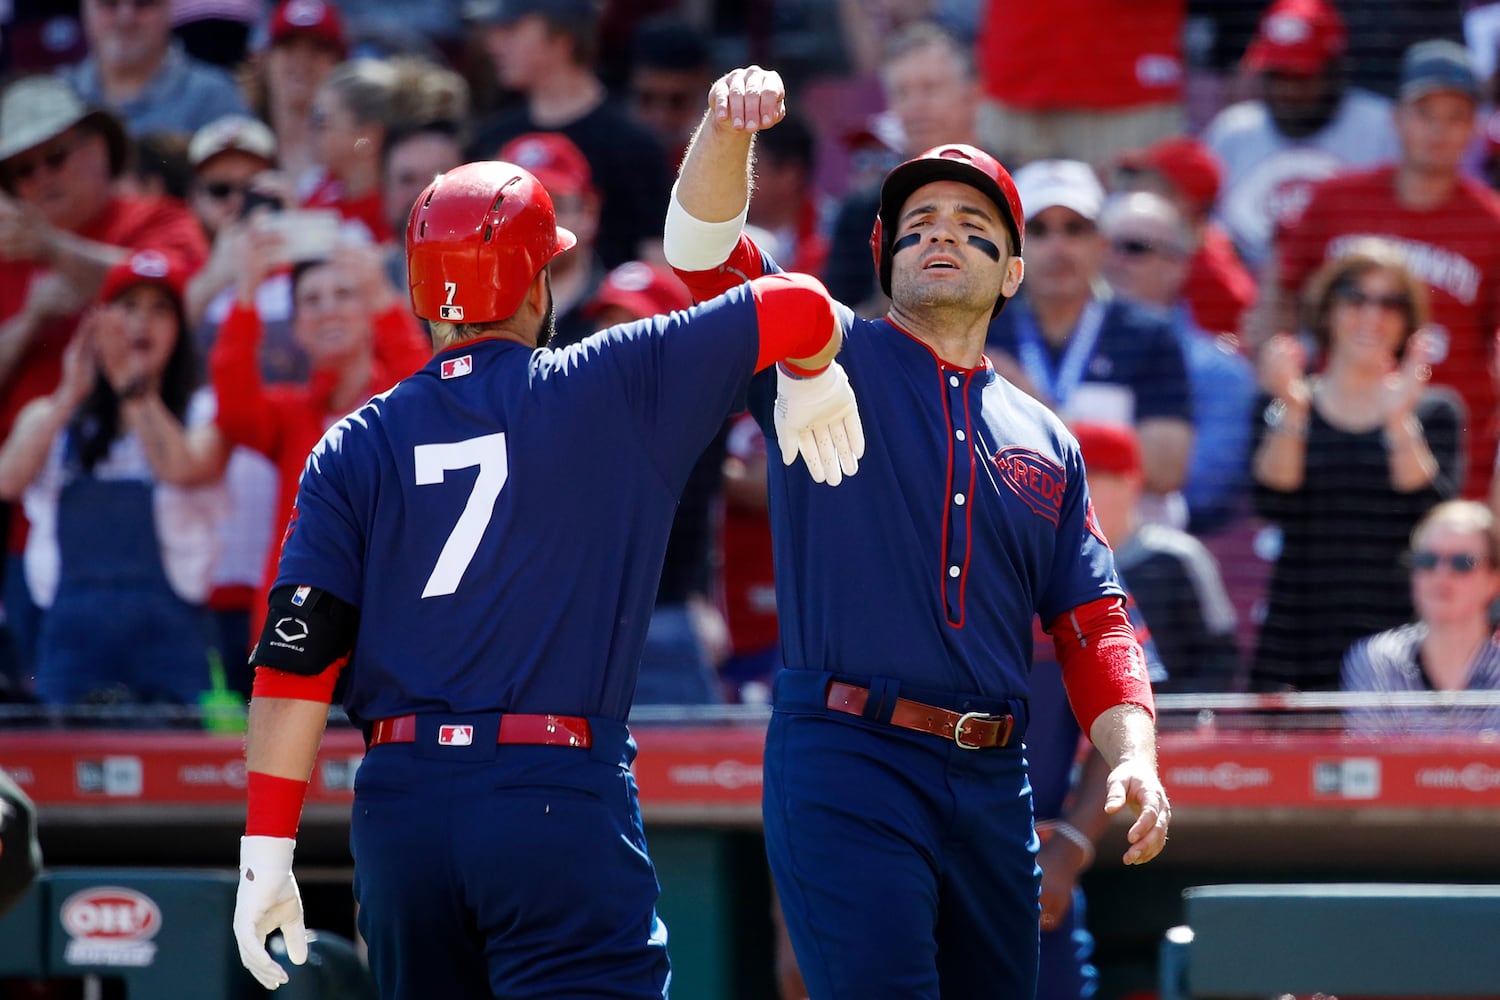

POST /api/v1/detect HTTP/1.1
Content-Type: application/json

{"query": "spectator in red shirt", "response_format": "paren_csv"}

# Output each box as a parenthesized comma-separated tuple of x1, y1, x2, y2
(0, 75, 207, 679)
(209, 238, 428, 642)
(1114, 136, 1257, 340)
(976, 0, 1184, 169)
(1271, 39, 1500, 499)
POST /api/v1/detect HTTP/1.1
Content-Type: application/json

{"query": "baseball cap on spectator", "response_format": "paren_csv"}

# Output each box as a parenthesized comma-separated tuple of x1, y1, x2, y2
(464, 0, 601, 26)
(1115, 137, 1222, 217)
(1012, 159, 1105, 222)
(1398, 40, 1480, 104)
(268, 0, 348, 56)
(188, 115, 278, 171)
(1072, 422, 1142, 478)
(1242, 0, 1346, 77)
(585, 261, 691, 320)
(0, 75, 128, 191)
(496, 132, 596, 199)
(100, 250, 189, 311)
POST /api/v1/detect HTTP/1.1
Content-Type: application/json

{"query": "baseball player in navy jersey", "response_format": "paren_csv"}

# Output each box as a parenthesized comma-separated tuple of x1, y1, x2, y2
(664, 66, 1172, 999)
(228, 159, 865, 999)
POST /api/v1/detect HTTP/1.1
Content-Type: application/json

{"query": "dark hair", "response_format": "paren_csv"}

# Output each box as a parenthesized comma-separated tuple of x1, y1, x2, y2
(70, 290, 197, 473)
(632, 16, 711, 72)
(290, 258, 337, 302)
(381, 119, 466, 169)
(539, 5, 603, 70)
(882, 21, 974, 80)
(1302, 239, 1429, 359)
(128, 131, 193, 201)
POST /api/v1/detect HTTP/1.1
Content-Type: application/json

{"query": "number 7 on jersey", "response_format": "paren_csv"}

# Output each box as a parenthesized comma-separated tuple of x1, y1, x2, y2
(414, 433, 508, 598)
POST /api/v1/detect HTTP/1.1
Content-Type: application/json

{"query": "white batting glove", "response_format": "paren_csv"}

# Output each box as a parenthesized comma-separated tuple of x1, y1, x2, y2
(773, 360, 865, 486)
(233, 835, 308, 990)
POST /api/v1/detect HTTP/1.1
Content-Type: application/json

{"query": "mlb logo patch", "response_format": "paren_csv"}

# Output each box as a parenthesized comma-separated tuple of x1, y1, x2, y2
(439, 304, 464, 321)
(440, 355, 473, 380)
(438, 725, 474, 747)
(291, 585, 311, 607)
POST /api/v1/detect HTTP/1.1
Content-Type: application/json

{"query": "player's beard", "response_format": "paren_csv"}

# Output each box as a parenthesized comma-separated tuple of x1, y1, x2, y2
(893, 263, 998, 318)
(536, 273, 558, 349)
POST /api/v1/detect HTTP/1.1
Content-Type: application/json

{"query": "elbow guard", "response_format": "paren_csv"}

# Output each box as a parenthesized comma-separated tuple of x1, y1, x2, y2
(252, 585, 359, 676)
(1048, 596, 1157, 733)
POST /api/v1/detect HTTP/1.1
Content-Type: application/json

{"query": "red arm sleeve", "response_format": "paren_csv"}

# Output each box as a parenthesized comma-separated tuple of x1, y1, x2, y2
(209, 302, 281, 456)
(1047, 596, 1156, 735)
(250, 659, 345, 704)
(673, 234, 771, 304)
(370, 303, 431, 383)
(749, 272, 838, 373)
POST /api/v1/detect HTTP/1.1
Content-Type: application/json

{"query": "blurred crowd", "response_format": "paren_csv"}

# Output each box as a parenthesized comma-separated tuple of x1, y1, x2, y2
(0, 0, 1499, 734)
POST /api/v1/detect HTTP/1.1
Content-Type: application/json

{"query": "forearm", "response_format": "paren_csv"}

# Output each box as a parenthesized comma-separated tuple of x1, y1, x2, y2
(0, 398, 69, 500)
(1252, 397, 1310, 491)
(185, 264, 234, 329)
(245, 696, 329, 782)
(1088, 703, 1158, 770)
(1384, 415, 1438, 492)
(121, 398, 225, 485)
(43, 231, 128, 299)
(675, 111, 756, 224)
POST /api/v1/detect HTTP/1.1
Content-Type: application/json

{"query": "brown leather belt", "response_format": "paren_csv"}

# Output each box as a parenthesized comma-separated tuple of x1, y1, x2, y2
(368, 713, 592, 749)
(825, 681, 1015, 750)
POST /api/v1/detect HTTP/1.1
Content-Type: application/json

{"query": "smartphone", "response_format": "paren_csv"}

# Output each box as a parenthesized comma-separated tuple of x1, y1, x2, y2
(258, 210, 342, 264)
(239, 188, 284, 219)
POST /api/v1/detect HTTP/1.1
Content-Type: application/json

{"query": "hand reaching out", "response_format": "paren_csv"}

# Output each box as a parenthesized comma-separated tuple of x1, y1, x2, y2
(1383, 326, 1439, 422)
(1103, 757, 1170, 865)
(1257, 333, 1308, 403)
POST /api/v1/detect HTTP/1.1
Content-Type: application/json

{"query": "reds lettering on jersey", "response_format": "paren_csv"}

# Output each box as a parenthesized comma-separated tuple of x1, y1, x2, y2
(675, 236, 1124, 696)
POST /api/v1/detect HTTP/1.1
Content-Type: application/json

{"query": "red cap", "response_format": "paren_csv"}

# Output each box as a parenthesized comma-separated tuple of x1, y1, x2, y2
(99, 250, 188, 308)
(1243, 0, 1346, 76)
(1072, 422, 1142, 478)
(269, 0, 348, 56)
(586, 261, 691, 320)
(1117, 137, 1223, 215)
(495, 132, 596, 199)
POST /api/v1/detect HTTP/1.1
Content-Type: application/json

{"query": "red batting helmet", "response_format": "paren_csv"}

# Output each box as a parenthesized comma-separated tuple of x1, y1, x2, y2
(869, 144, 1024, 313)
(407, 161, 577, 324)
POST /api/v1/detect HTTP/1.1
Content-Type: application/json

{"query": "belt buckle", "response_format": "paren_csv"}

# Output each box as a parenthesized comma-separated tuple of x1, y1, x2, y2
(954, 710, 997, 750)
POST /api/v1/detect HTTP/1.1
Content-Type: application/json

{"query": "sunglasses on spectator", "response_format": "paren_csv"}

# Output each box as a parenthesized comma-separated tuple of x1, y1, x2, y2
(7, 140, 77, 184)
(1109, 236, 1167, 258)
(199, 181, 248, 201)
(632, 88, 696, 112)
(1406, 550, 1485, 573)
(1333, 286, 1412, 315)
(1025, 218, 1095, 240)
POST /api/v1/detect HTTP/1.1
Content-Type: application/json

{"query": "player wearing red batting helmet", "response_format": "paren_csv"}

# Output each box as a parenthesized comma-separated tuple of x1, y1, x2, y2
(869, 142, 1025, 315)
(232, 149, 865, 998)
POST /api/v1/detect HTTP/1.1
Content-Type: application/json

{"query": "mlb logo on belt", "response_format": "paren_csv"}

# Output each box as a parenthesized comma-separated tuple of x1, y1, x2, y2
(440, 355, 472, 380)
(437, 725, 474, 746)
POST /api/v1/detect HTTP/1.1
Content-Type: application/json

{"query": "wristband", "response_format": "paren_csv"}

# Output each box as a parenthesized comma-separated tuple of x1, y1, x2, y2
(245, 771, 309, 838)
(778, 359, 829, 380)
(1036, 819, 1095, 869)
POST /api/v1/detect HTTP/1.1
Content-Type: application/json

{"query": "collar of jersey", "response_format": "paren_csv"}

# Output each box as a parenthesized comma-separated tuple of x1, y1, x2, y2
(880, 316, 995, 379)
(435, 335, 529, 357)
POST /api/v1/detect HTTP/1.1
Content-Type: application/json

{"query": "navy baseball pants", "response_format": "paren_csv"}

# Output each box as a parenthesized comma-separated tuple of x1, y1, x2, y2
(350, 716, 670, 999)
(765, 671, 1039, 1000)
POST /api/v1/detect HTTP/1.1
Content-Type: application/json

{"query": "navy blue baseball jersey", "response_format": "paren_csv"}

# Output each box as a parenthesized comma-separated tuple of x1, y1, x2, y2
(274, 285, 763, 726)
(679, 239, 1126, 701)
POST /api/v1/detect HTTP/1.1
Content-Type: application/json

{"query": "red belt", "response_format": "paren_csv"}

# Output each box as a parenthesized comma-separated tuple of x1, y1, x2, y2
(825, 681, 1015, 750)
(368, 713, 593, 749)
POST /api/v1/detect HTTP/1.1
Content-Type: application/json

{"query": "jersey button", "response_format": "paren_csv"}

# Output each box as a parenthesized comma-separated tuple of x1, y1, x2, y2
(948, 565, 960, 578)
(949, 375, 960, 388)
(954, 493, 966, 505)
(955, 430, 965, 441)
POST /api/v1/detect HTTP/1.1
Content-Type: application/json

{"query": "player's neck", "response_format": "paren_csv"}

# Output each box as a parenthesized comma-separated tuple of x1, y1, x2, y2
(1028, 293, 1090, 347)
(886, 302, 990, 368)
(1395, 164, 1458, 210)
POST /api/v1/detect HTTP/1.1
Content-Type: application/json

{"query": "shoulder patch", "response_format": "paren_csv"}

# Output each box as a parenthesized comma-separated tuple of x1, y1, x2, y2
(993, 447, 1066, 525)
(441, 355, 473, 379)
